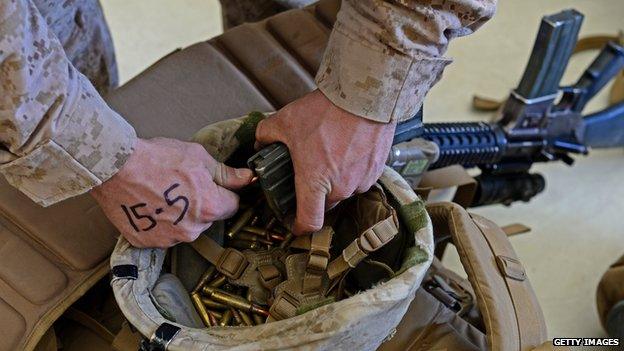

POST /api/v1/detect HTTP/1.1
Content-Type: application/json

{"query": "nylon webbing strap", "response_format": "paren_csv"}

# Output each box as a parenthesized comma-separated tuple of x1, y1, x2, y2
(470, 213, 547, 349)
(112, 265, 138, 280)
(144, 323, 180, 351)
(190, 234, 249, 279)
(418, 165, 477, 208)
(326, 216, 398, 280)
(302, 227, 333, 295)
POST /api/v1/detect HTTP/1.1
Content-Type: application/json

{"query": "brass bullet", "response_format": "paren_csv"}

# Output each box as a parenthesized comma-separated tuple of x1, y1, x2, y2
(253, 313, 265, 325)
(265, 217, 277, 230)
(208, 275, 226, 288)
(208, 310, 223, 319)
(192, 266, 216, 293)
(201, 297, 228, 310)
(237, 231, 273, 246)
(191, 292, 212, 327)
(226, 208, 254, 238)
(207, 311, 219, 327)
(241, 226, 281, 240)
(231, 308, 244, 325)
(273, 226, 287, 234)
(219, 309, 233, 327)
(241, 226, 267, 236)
(270, 234, 285, 242)
(265, 218, 277, 242)
(228, 239, 261, 250)
(203, 286, 270, 317)
(279, 232, 294, 249)
(239, 310, 253, 326)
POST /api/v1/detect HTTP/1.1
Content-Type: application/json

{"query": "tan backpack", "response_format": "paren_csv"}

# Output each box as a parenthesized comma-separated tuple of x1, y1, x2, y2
(378, 202, 561, 351)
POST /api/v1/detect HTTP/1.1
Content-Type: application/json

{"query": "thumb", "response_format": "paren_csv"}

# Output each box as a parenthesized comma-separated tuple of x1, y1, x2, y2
(211, 162, 254, 190)
(293, 175, 329, 235)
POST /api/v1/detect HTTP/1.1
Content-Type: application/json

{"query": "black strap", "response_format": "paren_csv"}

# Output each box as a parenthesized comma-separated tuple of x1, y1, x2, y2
(112, 264, 138, 280)
(140, 323, 181, 351)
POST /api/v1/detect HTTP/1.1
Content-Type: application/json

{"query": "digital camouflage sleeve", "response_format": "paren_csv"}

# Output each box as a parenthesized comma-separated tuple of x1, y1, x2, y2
(0, 0, 136, 206)
(0, 0, 494, 207)
(316, 0, 497, 123)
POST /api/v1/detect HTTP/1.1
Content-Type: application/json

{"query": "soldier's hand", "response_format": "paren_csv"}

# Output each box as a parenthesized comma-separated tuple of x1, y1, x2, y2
(256, 89, 396, 235)
(90, 138, 253, 248)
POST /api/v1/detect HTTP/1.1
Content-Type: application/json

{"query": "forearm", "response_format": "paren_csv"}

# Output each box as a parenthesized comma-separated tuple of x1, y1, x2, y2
(316, 0, 497, 123)
(0, 0, 136, 206)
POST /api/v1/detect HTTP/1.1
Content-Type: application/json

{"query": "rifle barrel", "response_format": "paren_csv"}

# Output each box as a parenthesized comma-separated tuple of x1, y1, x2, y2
(421, 122, 506, 169)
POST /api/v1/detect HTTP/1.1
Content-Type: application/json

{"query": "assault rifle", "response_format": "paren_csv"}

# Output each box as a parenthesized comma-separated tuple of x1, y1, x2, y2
(249, 9, 624, 218)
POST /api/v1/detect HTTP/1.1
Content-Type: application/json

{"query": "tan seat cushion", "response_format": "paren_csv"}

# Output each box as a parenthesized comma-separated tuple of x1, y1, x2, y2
(0, 1, 340, 350)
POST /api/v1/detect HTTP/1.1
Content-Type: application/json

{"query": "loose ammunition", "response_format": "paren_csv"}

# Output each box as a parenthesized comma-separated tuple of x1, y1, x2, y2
(266, 217, 277, 230)
(239, 310, 253, 326)
(273, 226, 287, 234)
(207, 311, 219, 327)
(250, 215, 260, 226)
(192, 266, 216, 293)
(203, 286, 270, 317)
(208, 310, 223, 319)
(219, 309, 233, 327)
(191, 292, 212, 327)
(226, 208, 254, 238)
(253, 313, 265, 325)
(231, 308, 244, 325)
(201, 297, 228, 310)
(208, 275, 226, 288)
(237, 231, 273, 245)
(270, 234, 285, 242)
(228, 239, 261, 250)
(242, 226, 282, 240)
(241, 226, 268, 236)
(279, 232, 294, 249)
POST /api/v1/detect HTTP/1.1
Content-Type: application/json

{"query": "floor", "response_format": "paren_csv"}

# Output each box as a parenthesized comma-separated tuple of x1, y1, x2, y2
(100, 0, 624, 341)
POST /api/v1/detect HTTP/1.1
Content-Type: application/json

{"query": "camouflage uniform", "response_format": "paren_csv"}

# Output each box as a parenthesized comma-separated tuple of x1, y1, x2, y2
(0, 0, 135, 206)
(33, 0, 118, 94)
(220, 0, 317, 29)
(0, 0, 495, 207)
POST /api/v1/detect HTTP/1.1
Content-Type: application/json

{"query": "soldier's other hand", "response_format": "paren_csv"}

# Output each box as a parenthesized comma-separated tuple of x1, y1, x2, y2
(256, 89, 396, 235)
(90, 138, 254, 248)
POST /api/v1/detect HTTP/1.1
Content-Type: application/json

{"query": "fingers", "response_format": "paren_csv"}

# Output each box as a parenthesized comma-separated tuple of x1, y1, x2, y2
(211, 162, 254, 190)
(293, 176, 329, 235)
(255, 118, 282, 146)
(204, 182, 241, 221)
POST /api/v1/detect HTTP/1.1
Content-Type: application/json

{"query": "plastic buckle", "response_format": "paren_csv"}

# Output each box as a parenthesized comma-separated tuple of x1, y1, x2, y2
(359, 218, 396, 253)
(258, 264, 282, 290)
(269, 291, 300, 321)
(216, 248, 249, 279)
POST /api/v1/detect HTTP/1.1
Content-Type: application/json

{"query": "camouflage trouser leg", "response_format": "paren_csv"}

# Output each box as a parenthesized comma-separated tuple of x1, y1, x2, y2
(219, 0, 317, 29)
(33, 0, 118, 95)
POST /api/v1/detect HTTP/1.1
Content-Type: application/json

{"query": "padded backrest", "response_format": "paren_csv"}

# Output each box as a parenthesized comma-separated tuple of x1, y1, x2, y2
(106, 0, 340, 140)
(0, 1, 341, 350)
(426, 202, 548, 350)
